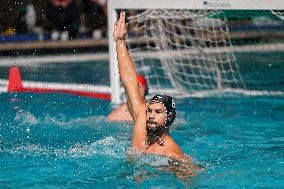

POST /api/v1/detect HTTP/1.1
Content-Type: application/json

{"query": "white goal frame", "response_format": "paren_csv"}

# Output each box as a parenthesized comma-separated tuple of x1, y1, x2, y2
(107, 0, 284, 104)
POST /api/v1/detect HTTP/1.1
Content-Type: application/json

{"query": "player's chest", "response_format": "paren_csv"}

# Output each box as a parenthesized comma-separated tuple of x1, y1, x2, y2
(142, 143, 168, 155)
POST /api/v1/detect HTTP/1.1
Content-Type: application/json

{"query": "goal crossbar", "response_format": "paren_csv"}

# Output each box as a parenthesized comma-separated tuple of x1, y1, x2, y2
(108, 0, 284, 10)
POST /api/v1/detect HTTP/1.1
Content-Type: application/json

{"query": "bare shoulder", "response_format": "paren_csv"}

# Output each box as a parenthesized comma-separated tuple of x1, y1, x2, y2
(116, 103, 129, 112)
(164, 137, 202, 170)
(107, 103, 132, 121)
(164, 136, 183, 158)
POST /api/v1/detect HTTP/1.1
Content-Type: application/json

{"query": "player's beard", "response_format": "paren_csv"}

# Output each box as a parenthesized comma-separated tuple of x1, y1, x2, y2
(146, 120, 165, 146)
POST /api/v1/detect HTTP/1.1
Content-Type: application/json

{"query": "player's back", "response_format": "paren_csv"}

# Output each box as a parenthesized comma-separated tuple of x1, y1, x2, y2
(107, 103, 133, 122)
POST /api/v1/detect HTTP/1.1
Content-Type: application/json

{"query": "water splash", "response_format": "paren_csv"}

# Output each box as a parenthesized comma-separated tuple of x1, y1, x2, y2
(2, 136, 130, 160)
(15, 110, 38, 126)
(42, 114, 107, 128)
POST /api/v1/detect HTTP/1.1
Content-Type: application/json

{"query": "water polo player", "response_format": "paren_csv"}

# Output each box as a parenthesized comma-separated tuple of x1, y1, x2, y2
(113, 12, 200, 166)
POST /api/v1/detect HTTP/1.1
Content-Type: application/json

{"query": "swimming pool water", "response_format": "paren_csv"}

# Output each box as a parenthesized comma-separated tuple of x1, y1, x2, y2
(0, 51, 284, 188)
(0, 92, 283, 188)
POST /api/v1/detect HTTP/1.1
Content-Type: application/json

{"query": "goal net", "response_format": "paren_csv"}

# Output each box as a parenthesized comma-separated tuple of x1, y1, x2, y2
(108, 0, 284, 103)
(1, 1, 283, 104)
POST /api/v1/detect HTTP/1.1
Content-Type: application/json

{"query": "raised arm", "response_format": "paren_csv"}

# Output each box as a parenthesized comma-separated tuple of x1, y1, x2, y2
(113, 12, 145, 120)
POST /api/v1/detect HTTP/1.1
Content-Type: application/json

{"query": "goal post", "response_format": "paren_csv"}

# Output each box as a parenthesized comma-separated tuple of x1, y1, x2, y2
(107, 6, 121, 104)
(108, 0, 284, 104)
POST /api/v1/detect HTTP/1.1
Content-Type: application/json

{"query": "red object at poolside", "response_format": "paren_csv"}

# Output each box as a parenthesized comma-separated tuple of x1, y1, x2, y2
(7, 67, 111, 100)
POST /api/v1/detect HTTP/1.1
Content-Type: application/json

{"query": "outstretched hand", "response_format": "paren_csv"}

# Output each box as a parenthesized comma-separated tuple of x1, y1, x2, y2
(113, 12, 128, 42)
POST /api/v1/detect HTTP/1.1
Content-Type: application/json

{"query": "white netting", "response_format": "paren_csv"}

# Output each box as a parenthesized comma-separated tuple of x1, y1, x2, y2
(271, 10, 284, 20)
(126, 10, 246, 95)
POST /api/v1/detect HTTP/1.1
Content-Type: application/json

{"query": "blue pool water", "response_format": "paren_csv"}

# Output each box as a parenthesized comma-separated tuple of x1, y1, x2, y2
(0, 52, 284, 188)
(0, 93, 283, 188)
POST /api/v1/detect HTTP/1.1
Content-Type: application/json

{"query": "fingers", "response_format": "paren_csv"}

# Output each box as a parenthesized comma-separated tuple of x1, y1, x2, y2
(122, 12, 125, 24)
(117, 12, 123, 29)
(120, 12, 125, 21)
(115, 12, 128, 37)
(119, 12, 123, 24)
(119, 12, 125, 26)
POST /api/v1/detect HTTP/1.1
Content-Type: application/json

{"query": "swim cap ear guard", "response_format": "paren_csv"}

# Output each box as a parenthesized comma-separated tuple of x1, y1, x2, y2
(149, 95, 176, 127)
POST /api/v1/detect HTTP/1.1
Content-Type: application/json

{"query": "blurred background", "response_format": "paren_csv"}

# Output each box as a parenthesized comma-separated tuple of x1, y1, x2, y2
(0, 0, 107, 41)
